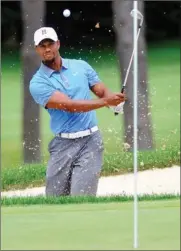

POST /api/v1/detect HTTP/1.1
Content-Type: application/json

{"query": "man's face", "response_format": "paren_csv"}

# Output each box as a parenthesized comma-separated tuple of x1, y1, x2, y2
(35, 39, 60, 63)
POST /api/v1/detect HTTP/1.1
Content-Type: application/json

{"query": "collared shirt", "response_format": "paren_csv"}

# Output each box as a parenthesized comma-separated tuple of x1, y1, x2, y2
(29, 58, 101, 134)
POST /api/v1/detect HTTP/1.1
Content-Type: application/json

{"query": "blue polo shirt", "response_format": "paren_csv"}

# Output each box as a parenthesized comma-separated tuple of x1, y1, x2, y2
(29, 58, 101, 134)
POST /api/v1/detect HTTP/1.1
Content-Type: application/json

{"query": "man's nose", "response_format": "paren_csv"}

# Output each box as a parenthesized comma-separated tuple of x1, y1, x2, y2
(45, 47, 51, 52)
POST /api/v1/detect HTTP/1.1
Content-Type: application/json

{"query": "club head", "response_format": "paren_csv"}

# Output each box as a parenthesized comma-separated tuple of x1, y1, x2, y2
(130, 9, 143, 21)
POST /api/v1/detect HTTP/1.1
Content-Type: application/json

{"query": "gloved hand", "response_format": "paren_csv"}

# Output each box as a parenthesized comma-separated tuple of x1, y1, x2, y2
(109, 101, 125, 114)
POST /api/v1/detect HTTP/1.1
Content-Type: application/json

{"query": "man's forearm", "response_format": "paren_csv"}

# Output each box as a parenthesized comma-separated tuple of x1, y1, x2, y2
(91, 82, 114, 99)
(102, 88, 114, 98)
(54, 98, 107, 112)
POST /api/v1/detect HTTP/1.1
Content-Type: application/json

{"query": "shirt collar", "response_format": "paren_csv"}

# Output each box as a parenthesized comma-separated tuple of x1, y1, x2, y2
(62, 58, 68, 69)
(40, 57, 68, 77)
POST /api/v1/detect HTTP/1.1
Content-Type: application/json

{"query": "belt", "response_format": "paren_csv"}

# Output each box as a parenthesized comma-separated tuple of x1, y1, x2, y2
(57, 126, 98, 139)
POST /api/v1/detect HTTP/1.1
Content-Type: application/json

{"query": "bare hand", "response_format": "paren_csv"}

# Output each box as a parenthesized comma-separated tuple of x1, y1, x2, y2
(104, 93, 127, 106)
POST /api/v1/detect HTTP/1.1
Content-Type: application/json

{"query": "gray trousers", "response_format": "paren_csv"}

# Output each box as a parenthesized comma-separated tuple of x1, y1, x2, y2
(45, 130, 104, 196)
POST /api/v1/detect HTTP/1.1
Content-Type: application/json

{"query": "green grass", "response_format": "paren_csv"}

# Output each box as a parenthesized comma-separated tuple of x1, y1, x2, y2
(2, 194, 180, 206)
(1, 40, 180, 189)
(1, 199, 180, 250)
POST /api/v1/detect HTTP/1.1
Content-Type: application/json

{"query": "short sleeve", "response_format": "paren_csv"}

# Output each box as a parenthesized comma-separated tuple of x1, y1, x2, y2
(29, 80, 56, 108)
(80, 60, 102, 87)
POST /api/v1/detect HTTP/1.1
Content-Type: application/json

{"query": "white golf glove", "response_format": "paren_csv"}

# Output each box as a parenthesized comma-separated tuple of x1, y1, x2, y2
(109, 102, 125, 114)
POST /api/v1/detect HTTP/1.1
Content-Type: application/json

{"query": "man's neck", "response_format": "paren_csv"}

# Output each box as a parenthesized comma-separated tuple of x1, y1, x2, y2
(43, 56, 62, 71)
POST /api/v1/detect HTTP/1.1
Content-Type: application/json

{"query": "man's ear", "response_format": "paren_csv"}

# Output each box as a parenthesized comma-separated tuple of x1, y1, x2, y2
(35, 46, 39, 53)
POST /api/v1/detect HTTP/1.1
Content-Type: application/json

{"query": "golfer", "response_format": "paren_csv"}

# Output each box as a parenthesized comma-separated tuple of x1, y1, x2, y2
(29, 27, 126, 196)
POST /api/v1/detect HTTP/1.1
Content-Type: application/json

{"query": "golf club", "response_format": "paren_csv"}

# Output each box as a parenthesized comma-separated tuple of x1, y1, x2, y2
(114, 9, 144, 115)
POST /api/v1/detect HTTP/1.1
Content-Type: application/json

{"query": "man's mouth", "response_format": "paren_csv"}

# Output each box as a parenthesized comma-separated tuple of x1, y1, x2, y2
(45, 53, 52, 57)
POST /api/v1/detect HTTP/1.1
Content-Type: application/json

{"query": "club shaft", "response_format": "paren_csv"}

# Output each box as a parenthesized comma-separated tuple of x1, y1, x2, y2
(116, 10, 143, 115)
(122, 24, 142, 89)
(133, 1, 138, 249)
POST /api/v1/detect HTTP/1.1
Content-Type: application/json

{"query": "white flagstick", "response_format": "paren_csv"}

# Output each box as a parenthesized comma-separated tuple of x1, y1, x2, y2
(133, 1, 138, 249)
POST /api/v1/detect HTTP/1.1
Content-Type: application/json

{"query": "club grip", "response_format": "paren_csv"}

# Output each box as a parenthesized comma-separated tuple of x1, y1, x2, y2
(121, 86, 125, 93)
(114, 86, 125, 115)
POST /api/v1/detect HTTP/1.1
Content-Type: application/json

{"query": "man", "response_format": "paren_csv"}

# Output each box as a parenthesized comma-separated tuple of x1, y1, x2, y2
(29, 27, 126, 197)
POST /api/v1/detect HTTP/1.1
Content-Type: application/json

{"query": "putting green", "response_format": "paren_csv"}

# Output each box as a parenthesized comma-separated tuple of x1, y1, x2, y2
(1, 199, 180, 250)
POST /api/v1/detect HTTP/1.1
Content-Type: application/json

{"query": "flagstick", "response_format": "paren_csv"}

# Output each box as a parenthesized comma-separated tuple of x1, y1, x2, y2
(133, 0, 138, 249)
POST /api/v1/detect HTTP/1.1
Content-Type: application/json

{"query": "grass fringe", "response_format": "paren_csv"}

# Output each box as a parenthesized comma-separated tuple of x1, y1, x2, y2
(2, 145, 180, 191)
(1, 194, 180, 206)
